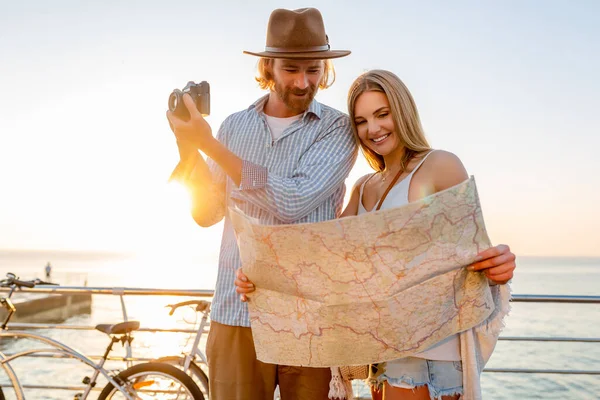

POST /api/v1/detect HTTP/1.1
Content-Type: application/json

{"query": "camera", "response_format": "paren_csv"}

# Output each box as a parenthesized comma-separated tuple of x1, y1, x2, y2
(168, 81, 210, 120)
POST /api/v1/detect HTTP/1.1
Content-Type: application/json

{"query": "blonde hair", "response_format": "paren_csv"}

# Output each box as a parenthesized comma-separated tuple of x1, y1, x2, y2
(255, 58, 336, 90)
(347, 69, 431, 172)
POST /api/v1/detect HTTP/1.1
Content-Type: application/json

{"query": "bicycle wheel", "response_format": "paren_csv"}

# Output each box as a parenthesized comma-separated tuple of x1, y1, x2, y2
(98, 362, 204, 400)
(157, 356, 209, 399)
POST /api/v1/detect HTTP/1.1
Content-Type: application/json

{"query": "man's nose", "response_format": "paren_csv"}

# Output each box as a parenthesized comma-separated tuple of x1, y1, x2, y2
(294, 73, 309, 89)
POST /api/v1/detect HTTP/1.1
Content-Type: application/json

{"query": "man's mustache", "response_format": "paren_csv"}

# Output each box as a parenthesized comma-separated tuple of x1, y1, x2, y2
(290, 87, 315, 96)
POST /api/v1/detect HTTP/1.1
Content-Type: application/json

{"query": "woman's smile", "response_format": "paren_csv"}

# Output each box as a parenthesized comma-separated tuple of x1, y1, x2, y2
(371, 133, 391, 144)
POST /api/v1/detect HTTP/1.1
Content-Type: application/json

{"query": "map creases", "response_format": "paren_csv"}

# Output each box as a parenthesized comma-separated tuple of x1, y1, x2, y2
(231, 177, 496, 367)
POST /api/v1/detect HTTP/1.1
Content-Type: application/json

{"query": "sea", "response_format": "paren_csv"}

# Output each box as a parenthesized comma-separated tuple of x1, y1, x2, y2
(0, 250, 599, 400)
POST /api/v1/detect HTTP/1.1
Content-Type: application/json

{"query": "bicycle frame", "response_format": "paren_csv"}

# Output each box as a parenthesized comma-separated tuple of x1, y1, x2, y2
(180, 309, 209, 373)
(0, 329, 136, 399)
(0, 275, 209, 399)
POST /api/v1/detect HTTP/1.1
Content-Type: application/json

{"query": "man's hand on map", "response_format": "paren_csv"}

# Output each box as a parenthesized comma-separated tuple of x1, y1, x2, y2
(467, 244, 516, 285)
(235, 268, 255, 302)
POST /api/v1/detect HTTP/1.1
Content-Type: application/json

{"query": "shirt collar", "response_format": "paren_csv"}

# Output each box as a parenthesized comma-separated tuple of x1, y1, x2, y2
(249, 94, 323, 120)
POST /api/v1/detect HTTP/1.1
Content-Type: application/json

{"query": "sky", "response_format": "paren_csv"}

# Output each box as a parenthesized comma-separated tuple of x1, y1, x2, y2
(1, 0, 599, 258)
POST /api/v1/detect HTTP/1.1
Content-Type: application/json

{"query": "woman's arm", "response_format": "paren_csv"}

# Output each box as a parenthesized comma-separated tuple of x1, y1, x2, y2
(340, 174, 372, 218)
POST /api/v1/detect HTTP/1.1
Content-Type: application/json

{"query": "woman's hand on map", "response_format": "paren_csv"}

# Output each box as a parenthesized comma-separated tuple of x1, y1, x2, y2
(467, 244, 516, 285)
(235, 268, 255, 302)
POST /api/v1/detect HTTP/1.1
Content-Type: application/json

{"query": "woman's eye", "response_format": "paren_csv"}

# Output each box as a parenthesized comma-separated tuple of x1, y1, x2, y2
(355, 120, 366, 125)
(378, 113, 389, 118)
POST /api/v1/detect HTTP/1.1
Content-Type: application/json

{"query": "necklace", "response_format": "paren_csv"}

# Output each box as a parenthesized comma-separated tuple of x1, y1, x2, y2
(379, 168, 400, 183)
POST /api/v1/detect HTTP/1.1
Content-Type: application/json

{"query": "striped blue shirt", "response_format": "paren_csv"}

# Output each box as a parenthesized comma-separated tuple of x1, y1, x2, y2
(202, 94, 357, 327)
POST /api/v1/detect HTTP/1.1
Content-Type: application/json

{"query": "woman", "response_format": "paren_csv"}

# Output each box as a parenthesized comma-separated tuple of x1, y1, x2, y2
(236, 70, 516, 400)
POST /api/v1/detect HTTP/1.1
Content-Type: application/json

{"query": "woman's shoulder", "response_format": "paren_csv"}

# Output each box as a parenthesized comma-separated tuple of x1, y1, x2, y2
(427, 149, 462, 164)
(423, 150, 469, 190)
(415, 149, 463, 171)
(352, 173, 375, 189)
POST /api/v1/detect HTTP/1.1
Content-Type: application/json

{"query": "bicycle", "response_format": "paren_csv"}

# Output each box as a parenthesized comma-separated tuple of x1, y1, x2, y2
(156, 300, 211, 399)
(159, 300, 283, 400)
(0, 273, 204, 400)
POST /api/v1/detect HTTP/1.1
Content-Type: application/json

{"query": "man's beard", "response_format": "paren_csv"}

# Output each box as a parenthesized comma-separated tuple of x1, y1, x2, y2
(274, 82, 318, 114)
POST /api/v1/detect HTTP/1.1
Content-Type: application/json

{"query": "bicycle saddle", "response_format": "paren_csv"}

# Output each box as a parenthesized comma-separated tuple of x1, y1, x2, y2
(95, 321, 140, 335)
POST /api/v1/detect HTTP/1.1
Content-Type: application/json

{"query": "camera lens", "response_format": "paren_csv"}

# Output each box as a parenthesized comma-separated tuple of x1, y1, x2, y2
(168, 89, 183, 112)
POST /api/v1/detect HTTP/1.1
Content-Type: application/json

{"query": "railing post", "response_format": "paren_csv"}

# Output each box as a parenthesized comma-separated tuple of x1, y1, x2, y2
(119, 294, 128, 322)
(116, 290, 133, 368)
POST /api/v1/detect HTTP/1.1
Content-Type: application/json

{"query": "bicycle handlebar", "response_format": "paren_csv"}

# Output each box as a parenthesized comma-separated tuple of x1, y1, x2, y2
(165, 300, 211, 316)
(0, 273, 59, 289)
(0, 273, 36, 289)
(33, 279, 59, 286)
(13, 279, 35, 288)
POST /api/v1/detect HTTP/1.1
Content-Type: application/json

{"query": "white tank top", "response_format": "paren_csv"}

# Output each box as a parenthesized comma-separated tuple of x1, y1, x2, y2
(357, 150, 461, 361)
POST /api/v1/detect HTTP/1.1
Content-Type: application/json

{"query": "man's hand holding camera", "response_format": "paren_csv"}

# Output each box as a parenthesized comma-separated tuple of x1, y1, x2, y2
(166, 82, 243, 186)
(167, 93, 214, 153)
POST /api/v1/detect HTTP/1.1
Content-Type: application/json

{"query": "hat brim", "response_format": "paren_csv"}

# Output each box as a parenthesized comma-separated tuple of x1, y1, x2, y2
(243, 49, 351, 60)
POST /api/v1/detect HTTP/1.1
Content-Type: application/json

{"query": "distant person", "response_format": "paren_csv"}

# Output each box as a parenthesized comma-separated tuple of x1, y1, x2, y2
(44, 262, 52, 279)
(167, 7, 356, 400)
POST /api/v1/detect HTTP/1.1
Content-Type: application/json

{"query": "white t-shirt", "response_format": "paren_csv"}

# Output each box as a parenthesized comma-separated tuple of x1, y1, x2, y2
(265, 114, 302, 141)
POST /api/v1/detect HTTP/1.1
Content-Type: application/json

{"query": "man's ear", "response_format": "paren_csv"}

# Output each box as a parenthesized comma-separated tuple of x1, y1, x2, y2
(265, 58, 274, 77)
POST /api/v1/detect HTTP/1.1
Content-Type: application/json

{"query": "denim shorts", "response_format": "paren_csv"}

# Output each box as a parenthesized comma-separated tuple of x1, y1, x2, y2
(378, 357, 463, 400)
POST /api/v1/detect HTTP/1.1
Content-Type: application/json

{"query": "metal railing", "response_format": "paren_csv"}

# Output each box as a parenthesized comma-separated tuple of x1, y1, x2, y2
(0, 285, 215, 395)
(491, 294, 600, 376)
(1, 287, 599, 386)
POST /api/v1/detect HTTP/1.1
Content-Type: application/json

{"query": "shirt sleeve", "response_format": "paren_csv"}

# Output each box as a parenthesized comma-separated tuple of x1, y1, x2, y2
(231, 116, 357, 223)
(239, 160, 268, 190)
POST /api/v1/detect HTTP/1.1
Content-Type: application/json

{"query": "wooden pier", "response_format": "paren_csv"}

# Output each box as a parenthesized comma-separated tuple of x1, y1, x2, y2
(0, 292, 92, 323)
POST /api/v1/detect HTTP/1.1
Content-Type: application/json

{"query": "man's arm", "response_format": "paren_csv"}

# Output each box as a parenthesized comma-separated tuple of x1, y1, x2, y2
(168, 95, 357, 223)
(168, 94, 243, 185)
(176, 128, 228, 228)
(185, 154, 227, 227)
(231, 118, 357, 223)
(167, 96, 231, 227)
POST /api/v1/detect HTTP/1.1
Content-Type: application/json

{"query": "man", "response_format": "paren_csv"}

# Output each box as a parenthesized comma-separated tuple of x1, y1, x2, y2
(44, 262, 52, 279)
(167, 8, 356, 400)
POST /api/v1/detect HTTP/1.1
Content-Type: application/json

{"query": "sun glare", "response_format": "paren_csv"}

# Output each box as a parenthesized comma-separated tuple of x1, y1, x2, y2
(126, 296, 194, 359)
(117, 179, 205, 257)
(165, 181, 193, 211)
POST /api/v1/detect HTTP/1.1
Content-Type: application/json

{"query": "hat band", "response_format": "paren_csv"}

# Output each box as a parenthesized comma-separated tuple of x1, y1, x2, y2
(264, 44, 330, 53)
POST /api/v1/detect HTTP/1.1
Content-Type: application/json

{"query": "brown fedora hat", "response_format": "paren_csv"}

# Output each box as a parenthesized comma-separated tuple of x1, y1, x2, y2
(243, 8, 351, 60)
